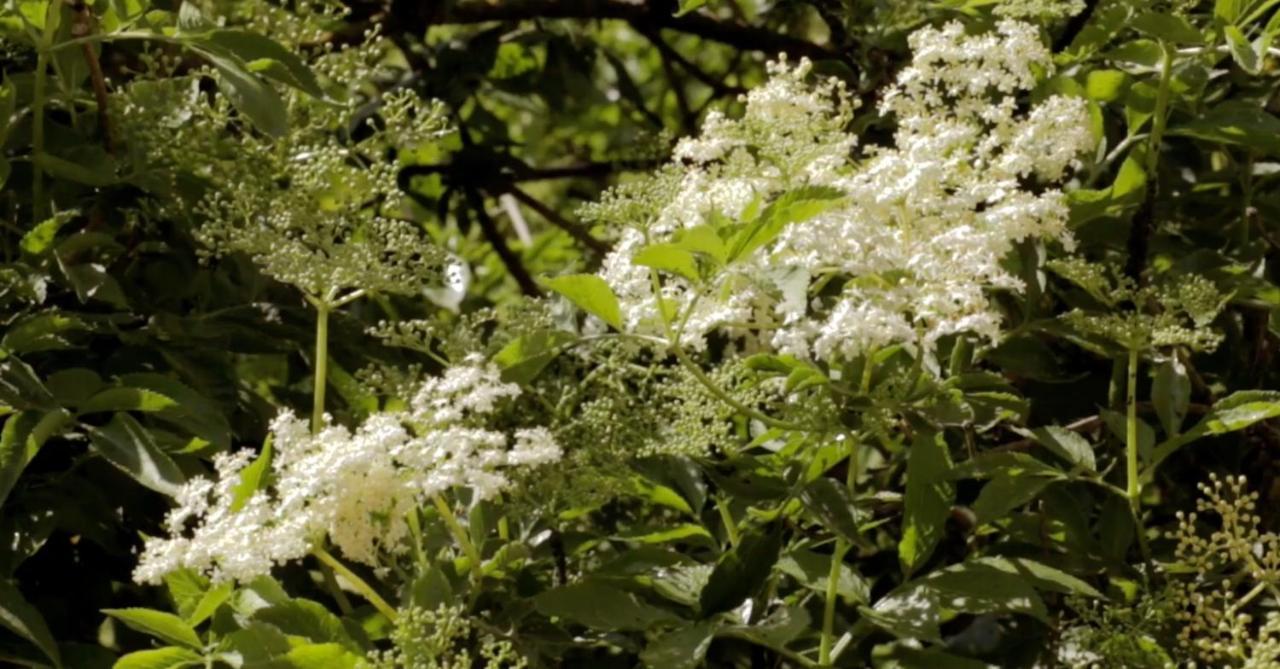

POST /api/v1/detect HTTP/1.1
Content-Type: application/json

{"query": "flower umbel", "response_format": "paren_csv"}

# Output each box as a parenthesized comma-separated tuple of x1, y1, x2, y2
(133, 359, 560, 584)
(591, 20, 1093, 364)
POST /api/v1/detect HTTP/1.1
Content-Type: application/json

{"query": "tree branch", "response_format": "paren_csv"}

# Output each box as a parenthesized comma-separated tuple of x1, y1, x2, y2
(462, 187, 543, 297)
(504, 185, 610, 255)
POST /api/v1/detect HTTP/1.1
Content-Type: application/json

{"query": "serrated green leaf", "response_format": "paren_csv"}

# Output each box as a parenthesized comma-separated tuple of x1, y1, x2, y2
(1028, 425, 1096, 471)
(534, 582, 679, 631)
(0, 409, 68, 508)
(899, 430, 953, 575)
(1132, 12, 1202, 43)
(542, 274, 623, 330)
(0, 581, 62, 668)
(112, 646, 202, 669)
(190, 46, 288, 138)
(799, 478, 863, 542)
(641, 622, 715, 669)
(79, 388, 179, 415)
(253, 599, 356, 650)
(698, 524, 782, 617)
(634, 243, 701, 282)
(200, 30, 324, 98)
(103, 608, 202, 649)
(87, 413, 186, 496)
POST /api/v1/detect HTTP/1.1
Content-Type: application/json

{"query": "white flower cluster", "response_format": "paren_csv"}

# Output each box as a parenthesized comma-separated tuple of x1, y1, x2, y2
(596, 20, 1093, 363)
(133, 360, 560, 584)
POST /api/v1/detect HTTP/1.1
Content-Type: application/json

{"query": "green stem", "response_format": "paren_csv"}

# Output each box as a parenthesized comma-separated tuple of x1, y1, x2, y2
(820, 438, 860, 667)
(31, 49, 48, 220)
(311, 546, 398, 621)
(311, 304, 330, 434)
(819, 540, 849, 666)
(432, 494, 484, 581)
(319, 560, 355, 616)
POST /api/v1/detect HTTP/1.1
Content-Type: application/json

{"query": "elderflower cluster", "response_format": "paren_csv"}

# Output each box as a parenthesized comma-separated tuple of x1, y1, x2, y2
(593, 20, 1093, 363)
(113, 0, 450, 303)
(1167, 475, 1280, 667)
(363, 605, 528, 669)
(133, 360, 560, 584)
(1051, 259, 1228, 353)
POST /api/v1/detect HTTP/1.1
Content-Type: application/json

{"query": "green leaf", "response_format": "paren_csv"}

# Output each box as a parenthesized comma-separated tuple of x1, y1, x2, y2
(1200, 390, 1280, 433)
(407, 568, 453, 610)
(79, 388, 179, 415)
(163, 570, 209, 622)
(726, 186, 843, 262)
(674, 0, 709, 16)
(872, 643, 994, 669)
(777, 549, 869, 605)
(230, 440, 273, 513)
(698, 524, 783, 617)
(0, 358, 57, 411)
(799, 478, 863, 542)
(59, 263, 128, 308)
(634, 243, 701, 282)
(87, 413, 186, 496)
(542, 274, 623, 330)
(1152, 357, 1190, 437)
(2, 312, 91, 356)
(1028, 425, 1096, 471)
(492, 330, 575, 384)
(1132, 12, 1203, 44)
(641, 622, 715, 669)
(1085, 69, 1128, 102)
(1215, 0, 1244, 23)
(1171, 101, 1280, 155)
(1225, 25, 1261, 73)
(673, 225, 728, 265)
(899, 430, 953, 575)
(974, 556, 1104, 599)
(0, 581, 62, 668)
(222, 622, 291, 663)
(119, 374, 232, 451)
(277, 643, 361, 669)
(972, 473, 1056, 525)
(615, 523, 715, 546)
(19, 215, 72, 256)
(199, 30, 324, 98)
(112, 647, 203, 669)
(871, 559, 1049, 641)
(1147, 391, 1280, 473)
(253, 599, 356, 650)
(188, 582, 233, 626)
(103, 608, 202, 649)
(0, 409, 69, 507)
(534, 581, 679, 631)
(189, 46, 288, 138)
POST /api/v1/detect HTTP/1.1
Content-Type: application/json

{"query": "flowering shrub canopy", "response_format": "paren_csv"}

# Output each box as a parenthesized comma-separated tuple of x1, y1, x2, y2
(2, 0, 1280, 668)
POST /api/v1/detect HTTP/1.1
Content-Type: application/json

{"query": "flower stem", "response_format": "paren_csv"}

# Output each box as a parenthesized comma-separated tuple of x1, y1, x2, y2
(819, 540, 849, 666)
(432, 494, 484, 581)
(820, 437, 859, 667)
(311, 304, 330, 435)
(311, 546, 398, 622)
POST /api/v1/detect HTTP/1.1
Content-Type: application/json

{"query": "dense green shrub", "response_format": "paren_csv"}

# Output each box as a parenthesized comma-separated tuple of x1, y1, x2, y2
(2, 0, 1280, 667)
